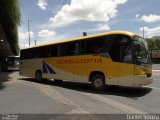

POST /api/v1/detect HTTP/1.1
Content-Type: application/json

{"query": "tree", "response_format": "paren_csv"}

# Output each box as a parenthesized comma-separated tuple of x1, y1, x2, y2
(146, 36, 160, 50)
(0, 0, 21, 55)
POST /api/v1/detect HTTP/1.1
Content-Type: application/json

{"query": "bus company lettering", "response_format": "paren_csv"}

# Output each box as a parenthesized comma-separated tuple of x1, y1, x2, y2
(57, 58, 102, 64)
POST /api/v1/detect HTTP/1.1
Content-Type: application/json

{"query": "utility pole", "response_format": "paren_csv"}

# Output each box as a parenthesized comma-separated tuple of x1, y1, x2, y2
(28, 19, 31, 47)
(34, 40, 36, 46)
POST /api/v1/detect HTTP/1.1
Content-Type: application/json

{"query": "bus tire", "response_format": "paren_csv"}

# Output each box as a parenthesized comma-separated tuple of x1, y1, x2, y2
(35, 70, 43, 82)
(91, 74, 106, 91)
(54, 79, 63, 84)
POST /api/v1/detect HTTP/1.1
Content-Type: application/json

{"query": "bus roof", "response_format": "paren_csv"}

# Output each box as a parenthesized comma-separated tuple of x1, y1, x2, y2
(22, 30, 138, 50)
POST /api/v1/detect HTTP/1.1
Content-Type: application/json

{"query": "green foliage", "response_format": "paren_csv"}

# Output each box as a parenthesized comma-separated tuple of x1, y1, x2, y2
(0, 0, 21, 55)
(146, 36, 160, 51)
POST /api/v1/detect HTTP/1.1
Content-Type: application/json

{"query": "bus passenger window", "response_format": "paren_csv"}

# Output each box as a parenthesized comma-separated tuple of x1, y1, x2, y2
(41, 47, 48, 58)
(108, 35, 133, 63)
(66, 42, 76, 55)
(78, 42, 87, 55)
(51, 45, 58, 57)
(120, 45, 132, 63)
(47, 46, 52, 57)
(86, 38, 105, 54)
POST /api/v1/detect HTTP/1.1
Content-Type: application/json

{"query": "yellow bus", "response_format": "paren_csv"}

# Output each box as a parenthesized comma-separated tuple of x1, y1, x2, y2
(19, 30, 153, 90)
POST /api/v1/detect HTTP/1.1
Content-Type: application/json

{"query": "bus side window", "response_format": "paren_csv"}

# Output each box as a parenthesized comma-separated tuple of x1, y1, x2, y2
(86, 37, 105, 54)
(40, 47, 47, 58)
(51, 45, 58, 57)
(107, 35, 119, 62)
(120, 45, 133, 63)
(67, 42, 76, 55)
(78, 41, 87, 55)
(34, 48, 41, 58)
(20, 50, 25, 59)
(47, 46, 52, 57)
(119, 37, 133, 63)
(100, 36, 114, 53)
(61, 44, 67, 56)
(108, 34, 133, 63)
(58, 45, 62, 56)
(75, 42, 79, 55)
(59, 42, 76, 56)
(26, 49, 34, 59)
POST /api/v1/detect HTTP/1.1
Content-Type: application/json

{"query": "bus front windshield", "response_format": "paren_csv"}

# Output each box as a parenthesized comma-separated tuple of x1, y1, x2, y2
(133, 37, 150, 65)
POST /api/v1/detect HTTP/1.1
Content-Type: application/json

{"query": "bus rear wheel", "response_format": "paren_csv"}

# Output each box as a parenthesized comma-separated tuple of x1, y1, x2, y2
(91, 74, 106, 91)
(35, 70, 43, 81)
(54, 79, 63, 84)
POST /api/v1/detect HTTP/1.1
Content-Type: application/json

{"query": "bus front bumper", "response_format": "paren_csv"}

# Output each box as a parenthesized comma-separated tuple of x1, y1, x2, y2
(134, 75, 153, 87)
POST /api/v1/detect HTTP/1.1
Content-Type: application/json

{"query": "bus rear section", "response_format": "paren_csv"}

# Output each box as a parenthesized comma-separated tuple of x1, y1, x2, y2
(6, 56, 20, 71)
(19, 31, 153, 90)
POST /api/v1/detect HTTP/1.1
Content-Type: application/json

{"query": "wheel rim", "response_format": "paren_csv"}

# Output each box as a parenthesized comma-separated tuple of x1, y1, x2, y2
(94, 78, 103, 88)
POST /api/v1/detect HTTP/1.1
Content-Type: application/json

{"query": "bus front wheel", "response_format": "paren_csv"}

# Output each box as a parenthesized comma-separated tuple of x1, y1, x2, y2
(35, 70, 43, 81)
(91, 74, 106, 91)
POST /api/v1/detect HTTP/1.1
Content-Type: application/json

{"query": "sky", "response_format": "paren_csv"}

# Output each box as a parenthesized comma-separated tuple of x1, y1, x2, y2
(18, 0, 160, 49)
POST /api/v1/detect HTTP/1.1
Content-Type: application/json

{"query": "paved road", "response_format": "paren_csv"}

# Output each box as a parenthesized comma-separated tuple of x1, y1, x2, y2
(0, 65, 160, 115)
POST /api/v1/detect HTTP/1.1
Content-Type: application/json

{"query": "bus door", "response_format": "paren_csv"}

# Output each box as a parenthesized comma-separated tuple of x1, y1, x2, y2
(106, 35, 119, 85)
(117, 35, 134, 86)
